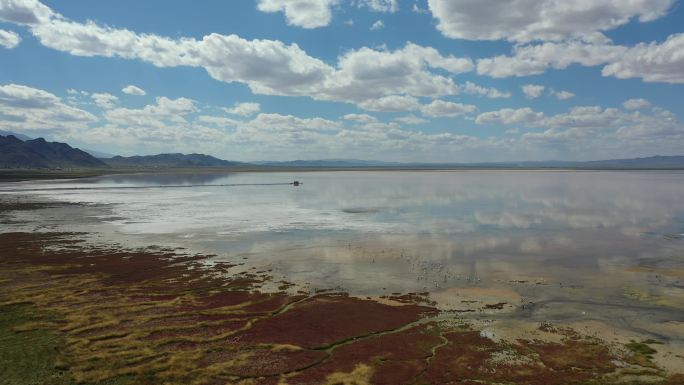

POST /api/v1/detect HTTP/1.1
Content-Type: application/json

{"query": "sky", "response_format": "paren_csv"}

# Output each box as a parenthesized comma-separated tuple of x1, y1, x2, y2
(0, 0, 683, 162)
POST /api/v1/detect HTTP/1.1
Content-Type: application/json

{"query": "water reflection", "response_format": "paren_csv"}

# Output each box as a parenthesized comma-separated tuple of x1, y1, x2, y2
(3, 171, 684, 332)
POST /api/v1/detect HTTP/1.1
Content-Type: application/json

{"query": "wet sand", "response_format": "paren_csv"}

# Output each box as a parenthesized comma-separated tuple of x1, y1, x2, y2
(1, 198, 683, 384)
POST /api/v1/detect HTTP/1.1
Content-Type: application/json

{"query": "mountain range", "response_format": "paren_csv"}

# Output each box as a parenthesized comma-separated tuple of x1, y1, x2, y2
(105, 153, 246, 168)
(0, 135, 108, 169)
(2, 133, 684, 170)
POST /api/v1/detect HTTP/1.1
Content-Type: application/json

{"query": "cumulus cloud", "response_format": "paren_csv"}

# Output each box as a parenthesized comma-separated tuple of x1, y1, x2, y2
(0, 0, 53, 25)
(370, 20, 384, 30)
(542, 106, 621, 129)
(357, 0, 398, 13)
(477, 33, 684, 84)
(1, 1, 477, 108)
(427, 0, 673, 43)
(421, 100, 477, 117)
(0, 83, 58, 108)
(475, 108, 544, 125)
(550, 89, 575, 100)
(343, 113, 378, 123)
(240, 113, 340, 134)
(223, 102, 261, 117)
(358, 95, 420, 112)
(121, 85, 146, 96)
(522, 105, 683, 146)
(197, 115, 239, 127)
(522, 84, 545, 99)
(475, 105, 682, 147)
(394, 114, 428, 125)
(0, 28, 20, 48)
(4, 83, 675, 163)
(623, 98, 651, 110)
(91, 92, 118, 109)
(460, 81, 510, 98)
(602, 33, 684, 84)
(477, 39, 626, 78)
(0, 83, 97, 130)
(333, 43, 472, 98)
(104, 97, 196, 128)
(256, 0, 339, 29)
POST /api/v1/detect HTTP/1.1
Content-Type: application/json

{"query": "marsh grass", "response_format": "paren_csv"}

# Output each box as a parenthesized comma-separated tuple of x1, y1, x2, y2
(1, 232, 682, 385)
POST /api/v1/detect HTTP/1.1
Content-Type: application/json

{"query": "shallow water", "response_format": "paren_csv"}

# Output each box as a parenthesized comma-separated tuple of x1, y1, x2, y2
(2, 171, 684, 337)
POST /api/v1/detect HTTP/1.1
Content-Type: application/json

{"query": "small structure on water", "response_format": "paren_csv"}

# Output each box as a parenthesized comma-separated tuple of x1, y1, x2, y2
(293, 181, 301, 186)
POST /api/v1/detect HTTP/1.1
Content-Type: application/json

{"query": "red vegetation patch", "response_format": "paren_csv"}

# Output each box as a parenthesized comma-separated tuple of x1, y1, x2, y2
(0, 231, 647, 385)
(201, 348, 327, 377)
(144, 320, 249, 340)
(421, 331, 616, 385)
(287, 323, 442, 385)
(232, 294, 435, 349)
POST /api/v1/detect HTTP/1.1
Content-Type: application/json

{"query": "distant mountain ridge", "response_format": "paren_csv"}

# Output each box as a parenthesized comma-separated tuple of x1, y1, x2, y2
(255, 159, 402, 168)
(0, 130, 115, 158)
(0, 135, 108, 169)
(0, 130, 32, 141)
(257, 156, 684, 169)
(2, 134, 684, 170)
(104, 153, 246, 168)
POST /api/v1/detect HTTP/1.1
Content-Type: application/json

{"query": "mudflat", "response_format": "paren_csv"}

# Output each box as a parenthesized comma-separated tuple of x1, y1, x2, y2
(1, 198, 683, 384)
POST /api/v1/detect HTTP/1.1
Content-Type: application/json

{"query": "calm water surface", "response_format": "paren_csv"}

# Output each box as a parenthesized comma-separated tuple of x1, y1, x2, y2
(2, 171, 684, 336)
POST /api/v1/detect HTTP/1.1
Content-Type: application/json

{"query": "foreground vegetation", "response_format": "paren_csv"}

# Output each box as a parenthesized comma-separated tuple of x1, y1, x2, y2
(1, 229, 682, 385)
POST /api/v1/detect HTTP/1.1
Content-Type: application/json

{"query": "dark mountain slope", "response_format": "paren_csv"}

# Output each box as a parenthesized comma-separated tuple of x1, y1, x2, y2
(0, 135, 108, 169)
(104, 153, 246, 168)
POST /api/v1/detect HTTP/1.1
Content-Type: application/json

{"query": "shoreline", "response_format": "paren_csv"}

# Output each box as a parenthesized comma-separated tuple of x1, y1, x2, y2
(2, 167, 684, 183)
(1, 199, 683, 384)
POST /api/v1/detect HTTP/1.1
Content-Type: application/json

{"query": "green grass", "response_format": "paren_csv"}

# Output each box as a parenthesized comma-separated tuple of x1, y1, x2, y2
(625, 340, 658, 357)
(0, 304, 133, 385)
(0, 303, 71, 385)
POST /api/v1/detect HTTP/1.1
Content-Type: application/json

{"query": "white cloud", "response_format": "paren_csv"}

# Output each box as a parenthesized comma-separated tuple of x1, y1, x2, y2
(0, 29, 20, 48)
(427, 0, 673, 43)
(357, 0, 398, 13)
(8, 84, 675, 163)
(256, 0, 340, 29)
(2, 1, 476, 108)
(0, 83, 58, 108)
(521, 105, 683, 147)
(623, 98, 651, 110)
(236, 113, 341, 140)
(0, 0, 54, 25)
(550, 89, 575, 100)
(329, 43, 472, 103)
(0, 83, 97, 131)
(121, 85, 146, 96)
(66, 88, 88, 96)
(476, 108, 544, 125)
(477, 39, 625, 78)
(394, 114, 429, 125)
(104, 97, 196, 128)
(197, 115, 239, 127)
(254, 0, 400, 31)
(477, 33, 684, 85)
(522, 84, 545, 99)
(91, 92, 118, 109)
(370, 20, 384, 30)
(359, 95, 420, 112)
(421, 100, 477, 117)
(602, 33, 684, 84)
(223, 102, 261, 117)
(460, 81, 510, 98)
(412, 3, 429, 14)
(343, 113, 378, 123)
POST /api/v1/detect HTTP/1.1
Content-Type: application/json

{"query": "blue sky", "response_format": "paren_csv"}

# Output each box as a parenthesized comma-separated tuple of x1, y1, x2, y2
(0, 0, 683, 162)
